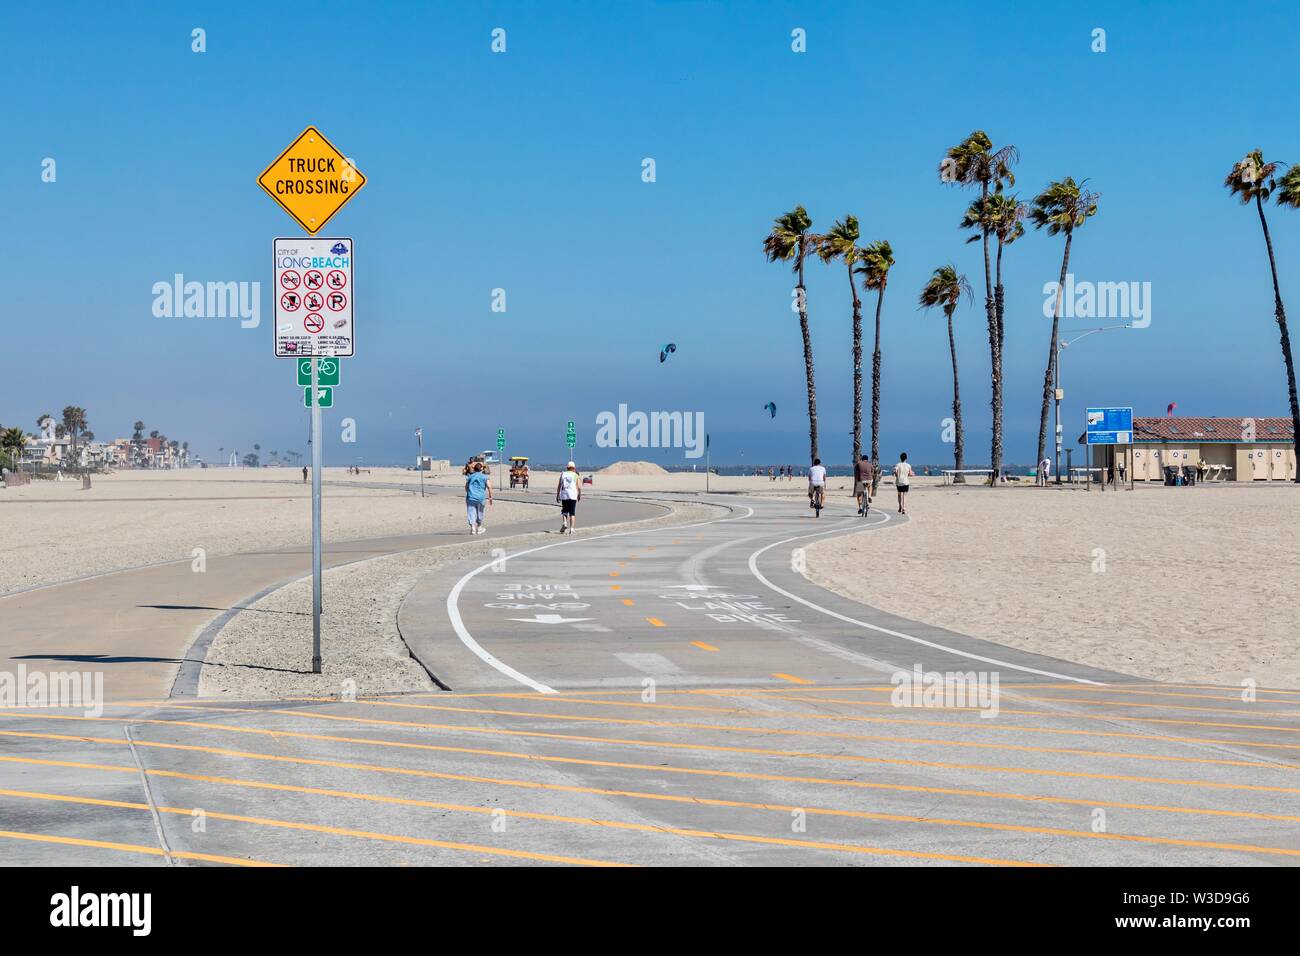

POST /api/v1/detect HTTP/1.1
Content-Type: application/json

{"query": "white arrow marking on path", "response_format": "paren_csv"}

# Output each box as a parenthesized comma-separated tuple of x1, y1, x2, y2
(508, 614, 593, 625)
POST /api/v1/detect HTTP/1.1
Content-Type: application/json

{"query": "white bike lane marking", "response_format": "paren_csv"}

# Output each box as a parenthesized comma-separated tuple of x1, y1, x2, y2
(745, 512, 1107, 686)
(446, 505, 755, 693)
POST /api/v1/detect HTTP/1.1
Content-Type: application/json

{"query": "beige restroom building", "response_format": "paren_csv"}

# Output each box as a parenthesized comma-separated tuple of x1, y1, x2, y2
(1086, 416, 1296, 481)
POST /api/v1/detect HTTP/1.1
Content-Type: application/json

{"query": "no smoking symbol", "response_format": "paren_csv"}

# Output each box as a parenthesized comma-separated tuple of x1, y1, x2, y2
(304, 313, 325, 334)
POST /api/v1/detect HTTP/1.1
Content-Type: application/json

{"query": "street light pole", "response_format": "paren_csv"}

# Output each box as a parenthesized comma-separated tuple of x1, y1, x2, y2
(1053, 327, 1062, 483)
(1057, 324, 1133, 485)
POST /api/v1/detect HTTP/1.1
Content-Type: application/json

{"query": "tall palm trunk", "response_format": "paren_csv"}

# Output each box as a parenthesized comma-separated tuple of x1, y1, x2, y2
(848, 262, 863, 462)
(1255, 194, 1300, 480)
(947, 307, 965, 477)
(870, 286, 885, 468)
(797, 251, 819, 461)
(994, 237, 1005, 479)
(1037, 230, 1073, 470)
(980, 182, 1001, 482)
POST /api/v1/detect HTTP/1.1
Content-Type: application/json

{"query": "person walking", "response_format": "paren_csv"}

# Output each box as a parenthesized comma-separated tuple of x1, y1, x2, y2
(556, 460, 582, 533)
(854, 454, 874, 516)
(302, 465, 308, 483)
(465, 460, 492, 534)
(893, 452, 914, 515)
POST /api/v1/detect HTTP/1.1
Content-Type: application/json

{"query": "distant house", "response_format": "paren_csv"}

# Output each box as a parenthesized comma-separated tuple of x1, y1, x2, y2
(1085, 416, 1296, 481)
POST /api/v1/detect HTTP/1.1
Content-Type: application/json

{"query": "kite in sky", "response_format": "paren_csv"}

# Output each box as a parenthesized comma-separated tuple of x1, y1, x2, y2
(659, 343, 677, 363)
(763, 402, 777, 419)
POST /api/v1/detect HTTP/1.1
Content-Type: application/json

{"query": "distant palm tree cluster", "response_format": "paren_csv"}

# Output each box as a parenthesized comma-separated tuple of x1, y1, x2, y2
(0, 411, 191, 471)
(764, 208, 893, 470)
(765, 133, 1300, 482)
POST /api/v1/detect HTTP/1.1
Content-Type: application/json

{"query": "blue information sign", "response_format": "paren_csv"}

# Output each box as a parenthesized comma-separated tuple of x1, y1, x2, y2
(1085, 406, 1133, 445)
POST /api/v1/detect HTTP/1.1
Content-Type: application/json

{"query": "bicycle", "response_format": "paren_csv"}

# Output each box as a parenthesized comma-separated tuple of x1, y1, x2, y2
(809, 483, 824, 517)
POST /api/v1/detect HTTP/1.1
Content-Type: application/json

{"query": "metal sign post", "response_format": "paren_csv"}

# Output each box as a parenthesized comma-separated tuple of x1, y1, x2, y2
(497, 428, 506, 490)
(261, 126, 367, 676)
(310, 355, 323, 673)
(416, 427, 425, 498)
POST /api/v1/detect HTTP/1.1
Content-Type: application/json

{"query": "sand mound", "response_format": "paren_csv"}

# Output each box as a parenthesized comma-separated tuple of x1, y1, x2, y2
(598, 460, 669, 476)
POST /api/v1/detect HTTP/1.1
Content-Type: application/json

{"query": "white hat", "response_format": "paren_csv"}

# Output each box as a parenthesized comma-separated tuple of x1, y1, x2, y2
(567, 461, 576, 469)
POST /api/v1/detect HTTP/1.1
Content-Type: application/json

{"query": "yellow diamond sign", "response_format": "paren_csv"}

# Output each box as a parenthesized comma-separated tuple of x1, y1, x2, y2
(257, 126, 366, 234)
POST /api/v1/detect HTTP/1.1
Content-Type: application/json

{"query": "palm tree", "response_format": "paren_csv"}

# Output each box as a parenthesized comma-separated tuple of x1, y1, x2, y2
(764, 205, 822, 461)
(1030, 177, 1099, 478)
(942, 131, 1017, 480)
(1238, 155, 1300, 480)
(818, 215, 865, 462)
(2, 427, 26, 470)
(961, 191, 1027, 479)
(61, 406, 88, 458)
(856, 239, 895, 471)
(919, 265, 973, 478)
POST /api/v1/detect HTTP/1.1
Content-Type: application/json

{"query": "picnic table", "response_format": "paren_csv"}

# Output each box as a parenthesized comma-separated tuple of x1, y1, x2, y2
(1068, 466, 1104, 484)
(940, 468, 993, 485)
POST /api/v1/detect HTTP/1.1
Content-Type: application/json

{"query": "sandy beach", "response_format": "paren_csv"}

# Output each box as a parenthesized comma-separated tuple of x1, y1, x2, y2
(0, 468, 549, 593)
(803, 482, 1300, 688)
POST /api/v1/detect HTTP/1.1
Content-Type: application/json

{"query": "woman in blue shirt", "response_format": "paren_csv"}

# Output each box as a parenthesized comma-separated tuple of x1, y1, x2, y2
(465, 461, 493, 534)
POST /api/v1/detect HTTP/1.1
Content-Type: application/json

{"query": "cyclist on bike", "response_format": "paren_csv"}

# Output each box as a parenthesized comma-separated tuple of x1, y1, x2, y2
(807, 457, 827, 512)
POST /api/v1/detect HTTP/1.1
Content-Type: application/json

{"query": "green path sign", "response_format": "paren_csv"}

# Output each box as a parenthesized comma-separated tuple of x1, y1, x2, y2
(297, 358, 340, 387)
(566, 420, 576, 449)
(304, 387, 334, 408)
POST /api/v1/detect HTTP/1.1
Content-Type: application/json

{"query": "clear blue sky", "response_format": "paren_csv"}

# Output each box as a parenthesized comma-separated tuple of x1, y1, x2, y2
(4, 0, 1299, 467)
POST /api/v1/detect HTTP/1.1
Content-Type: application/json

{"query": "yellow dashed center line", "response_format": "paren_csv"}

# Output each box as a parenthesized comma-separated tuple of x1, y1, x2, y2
(691, 641, 719, 652)
(622, 599, 635, 606)
(772, 673, 813, 684)
(646, 617, 666, 627)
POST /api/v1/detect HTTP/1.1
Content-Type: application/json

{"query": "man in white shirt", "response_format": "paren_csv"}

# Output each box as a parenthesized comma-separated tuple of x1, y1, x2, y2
(1037, 456, 1051, 486)
(807, 457, 827, 510)
(893, 452, 913, 515)
(556, 461, 582, 533)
